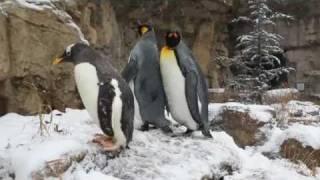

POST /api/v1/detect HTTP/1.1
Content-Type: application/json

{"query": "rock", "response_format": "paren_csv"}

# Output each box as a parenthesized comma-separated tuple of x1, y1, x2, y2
(277, 100, 320, 125)
(280, 138, 320, 171)
(0, 3, 84, 114)
(0, 0, 232, 114)
(31, 151, 87, 179)
(210, 103, 274, 147)
(192, 21, 217, 87)
(0, 0, 122, 114)
(219, 109, 266, 147)
(111, 0, 231, 88)
(262, 88, 300, 105)
(274, 1, 320, 94)
(0, 13, 9, 81)
(64, 0, 122, 69)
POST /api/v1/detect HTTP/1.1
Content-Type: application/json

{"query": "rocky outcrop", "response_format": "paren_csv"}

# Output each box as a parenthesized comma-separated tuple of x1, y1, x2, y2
(31, 151, 86, 179)
(0, 0, 122, 115)
(221, 109, 266, 147)
(111, 0, 232, 88)
(62, 0, 122, 68)
(276, 13, 320, 94)
(210, 103, 275, 147)
(0, 0, 232, 115)
(280, 138, 320, 172)
(262, 88, 300, 105)
(0, 2, 83, 114)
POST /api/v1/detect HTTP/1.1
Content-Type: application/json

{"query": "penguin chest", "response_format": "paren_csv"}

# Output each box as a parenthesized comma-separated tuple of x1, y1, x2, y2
(74, 63, 100, 126)
(160, 50, 198, 130)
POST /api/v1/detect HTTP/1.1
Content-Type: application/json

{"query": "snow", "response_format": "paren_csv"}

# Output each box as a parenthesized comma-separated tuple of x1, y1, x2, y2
(0, 0, 89, 45)
(264, 88, 299, 98)
(11, 139, 84, 180)
(209, 102, 275, 123)
(259, 124, 320, 153)
(0, 103, 318, 179)
(208, 88, 225, 93)
(15, 0, 54, 11)
(70, 169, 120, 180)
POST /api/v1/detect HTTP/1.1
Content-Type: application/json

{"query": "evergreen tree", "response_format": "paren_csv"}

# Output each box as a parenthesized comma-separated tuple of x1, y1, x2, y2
(230, 0, 294, 92)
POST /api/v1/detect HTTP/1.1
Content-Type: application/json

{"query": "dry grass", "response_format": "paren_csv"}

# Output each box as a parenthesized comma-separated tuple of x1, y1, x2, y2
(280, 138, 320, 175)
(24, 81, 54, 136)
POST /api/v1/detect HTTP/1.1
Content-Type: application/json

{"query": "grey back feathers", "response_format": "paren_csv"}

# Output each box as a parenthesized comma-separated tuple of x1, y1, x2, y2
(122, 31, 170, 129)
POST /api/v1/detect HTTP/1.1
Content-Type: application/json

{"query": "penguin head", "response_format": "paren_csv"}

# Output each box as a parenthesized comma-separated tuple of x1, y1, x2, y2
(53, 43, 91, 65)
(165, 31, 181, 49)
(137, 24, 152, 36)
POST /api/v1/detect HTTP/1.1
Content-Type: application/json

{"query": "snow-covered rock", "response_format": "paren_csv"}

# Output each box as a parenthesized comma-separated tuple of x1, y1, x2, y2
(262, 88, 300, 105)
(209, 103, 275, 147)
(270, 100, 320, 130)
(258, 123, 320, 172)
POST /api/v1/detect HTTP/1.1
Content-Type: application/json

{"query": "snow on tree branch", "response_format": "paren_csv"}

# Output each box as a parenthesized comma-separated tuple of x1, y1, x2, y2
(229, 0, 294, 96)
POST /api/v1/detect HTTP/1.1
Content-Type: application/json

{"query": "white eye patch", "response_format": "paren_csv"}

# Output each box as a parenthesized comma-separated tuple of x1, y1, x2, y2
(66, 43, 75, 55)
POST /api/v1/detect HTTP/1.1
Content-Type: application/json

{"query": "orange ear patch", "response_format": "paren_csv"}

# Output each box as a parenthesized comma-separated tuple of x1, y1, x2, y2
(160, 46, 175, 60)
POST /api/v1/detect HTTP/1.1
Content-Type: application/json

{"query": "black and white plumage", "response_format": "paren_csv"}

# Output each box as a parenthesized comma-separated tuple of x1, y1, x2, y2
(53, 43, 134, 151)
(160, 31, 211, 137)
(122, 24, 171, 133)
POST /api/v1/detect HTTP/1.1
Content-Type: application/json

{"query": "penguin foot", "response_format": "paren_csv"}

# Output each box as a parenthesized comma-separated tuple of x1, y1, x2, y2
(92, 134, 114, 148)
(92, 134, 122, 152)
(201, 129, 212, 138)
(139, 123, 149, 131)
(92, 134, 112, 143)
(161, 126, 173, 133)
(103, 144, 121, 152)
(183, 129, 194, 136)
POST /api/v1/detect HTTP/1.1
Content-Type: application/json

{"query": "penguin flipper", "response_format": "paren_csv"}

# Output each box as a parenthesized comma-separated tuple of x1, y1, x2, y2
(121, 55, 138, 82)
(185, 71, 202, 126)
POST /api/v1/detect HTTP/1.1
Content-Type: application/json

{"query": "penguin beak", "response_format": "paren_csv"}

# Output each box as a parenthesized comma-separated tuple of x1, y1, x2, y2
(140, 26, 149, 35)
(52, 57, 63, 65)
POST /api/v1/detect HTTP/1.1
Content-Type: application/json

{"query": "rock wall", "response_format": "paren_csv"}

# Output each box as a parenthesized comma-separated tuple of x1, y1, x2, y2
(1, 0, 320, 115)
(111, 0, 232, 88)
(275, 2, 320, 94)
(0, 0, 122, 115)
(0, 0, 232, 115)
(231, 0, 320, 94)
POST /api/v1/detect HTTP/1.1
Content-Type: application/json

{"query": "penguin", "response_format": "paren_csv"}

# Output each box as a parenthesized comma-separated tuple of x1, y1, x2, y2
(53, 43, 134, 151)
(122, 24, 172, 133)
(159, 31, 211, 137)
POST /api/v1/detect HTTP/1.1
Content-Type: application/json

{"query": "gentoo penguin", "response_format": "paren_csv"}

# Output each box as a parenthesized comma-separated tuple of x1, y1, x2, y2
(53, 43, 134, 151)
(122, 24, 172, 133)
(160, 31, 211, 137)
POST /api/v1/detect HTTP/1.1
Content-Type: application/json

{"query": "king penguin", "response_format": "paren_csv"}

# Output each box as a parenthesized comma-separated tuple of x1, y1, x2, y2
(53, 43, 134, 151)
(160, 31, 211, 137)
(122, 24, 172, 133)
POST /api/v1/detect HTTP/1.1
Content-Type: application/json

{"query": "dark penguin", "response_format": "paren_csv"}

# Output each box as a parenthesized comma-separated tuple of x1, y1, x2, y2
(53, 43, 134, 151)
(160, 31, 211, 137)
(122, 24, 172, 133)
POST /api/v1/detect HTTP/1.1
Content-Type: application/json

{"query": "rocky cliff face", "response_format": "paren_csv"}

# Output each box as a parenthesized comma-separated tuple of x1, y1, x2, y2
(0, 0, 232, 115)
(111, 0, 232, 88)
(2, 0, 318, 115)
(231, 0, 320, 94)
(274, 0, 320, 94)
(0, 0, 122, 115)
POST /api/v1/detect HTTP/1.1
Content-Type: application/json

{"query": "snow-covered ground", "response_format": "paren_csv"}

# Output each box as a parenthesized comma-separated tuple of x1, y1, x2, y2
(0, 102, 319, 180)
